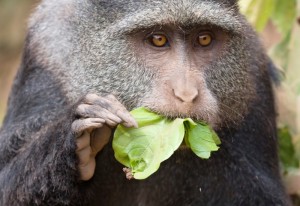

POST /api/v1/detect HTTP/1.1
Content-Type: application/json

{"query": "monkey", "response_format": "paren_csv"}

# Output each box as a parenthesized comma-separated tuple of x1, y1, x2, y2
(0, 0, 292, 205)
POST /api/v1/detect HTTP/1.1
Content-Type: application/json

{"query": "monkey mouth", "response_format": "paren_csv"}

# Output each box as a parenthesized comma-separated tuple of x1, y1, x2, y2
(144, 106, 218, 127)
(141, 95, 219, 127)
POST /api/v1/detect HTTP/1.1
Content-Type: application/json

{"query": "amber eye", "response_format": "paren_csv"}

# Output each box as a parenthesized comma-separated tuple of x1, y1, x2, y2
(198, 33, 213, 47)
(149, 34, 168, 47)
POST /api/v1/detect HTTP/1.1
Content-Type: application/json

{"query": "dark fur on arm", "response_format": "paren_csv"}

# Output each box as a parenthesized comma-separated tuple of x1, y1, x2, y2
(0, 115, 84, 205)
(0, 46, 88, 205)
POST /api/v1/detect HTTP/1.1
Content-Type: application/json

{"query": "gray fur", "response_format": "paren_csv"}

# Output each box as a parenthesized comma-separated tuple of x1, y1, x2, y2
(29, 0, 242, 106)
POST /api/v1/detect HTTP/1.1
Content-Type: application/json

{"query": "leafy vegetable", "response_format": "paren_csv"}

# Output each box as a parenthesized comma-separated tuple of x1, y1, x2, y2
(112, 107, 221, 180)
(184, 121, 221, 159)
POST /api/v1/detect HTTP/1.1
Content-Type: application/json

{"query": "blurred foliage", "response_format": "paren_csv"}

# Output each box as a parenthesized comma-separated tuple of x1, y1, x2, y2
(0, 0, 38, 52)
(0, 0, 39, 124)
(279, 127, 299, 172)
(240, 0, 300, 203)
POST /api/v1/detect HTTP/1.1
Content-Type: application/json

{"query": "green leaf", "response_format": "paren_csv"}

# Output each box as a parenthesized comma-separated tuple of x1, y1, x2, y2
(185, 120, 221, 159)
(113, 107, 185, 179)
(113, 107, 221, 179)
(239, 0, 275, 32)
(272, 0, 297, 34)
(272, 31, 292, 70)
(278, 127, 299, 171)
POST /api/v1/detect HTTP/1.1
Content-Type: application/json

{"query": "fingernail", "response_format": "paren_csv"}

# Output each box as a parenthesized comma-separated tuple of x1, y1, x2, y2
(128, 116, 138, 128)
(122, 122, 133, 128)
(132, 121, 138, 128)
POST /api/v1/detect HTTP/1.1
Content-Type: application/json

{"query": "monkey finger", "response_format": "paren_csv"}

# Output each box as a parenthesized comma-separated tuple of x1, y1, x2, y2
(76, 131, 90, 151)
(102, 108, 123, 124)
(78, 158, 96, 181)
(104, 95, 138, 128)
(104, 118, 121, 128)
(102, 96, 137, 127)
(72, 118, 104, 135)
(76, 104, 122, 124)
(76, 146, 93, 167)
(84, 94, 114, 110)
(102, 104, 137, 128)
(85, 94, 129, 118)
(90, 125, 111, 155)
(82, 94, 137, 128)
(116, 110, 138, 128)
(95, 107, 126, 127)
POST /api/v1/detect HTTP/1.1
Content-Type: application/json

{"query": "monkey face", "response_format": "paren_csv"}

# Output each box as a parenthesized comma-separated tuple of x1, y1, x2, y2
(131, 26, 227, 127)
(127, 24, 257, 129)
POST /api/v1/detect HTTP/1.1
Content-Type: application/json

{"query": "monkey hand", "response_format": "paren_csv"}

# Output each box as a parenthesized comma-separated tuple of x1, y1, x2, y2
(72, 94, 138, 181)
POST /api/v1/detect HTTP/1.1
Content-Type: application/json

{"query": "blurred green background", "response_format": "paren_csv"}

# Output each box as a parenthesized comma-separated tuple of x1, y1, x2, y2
(240, 1, 300, 204)
(0, 0, 299, 204)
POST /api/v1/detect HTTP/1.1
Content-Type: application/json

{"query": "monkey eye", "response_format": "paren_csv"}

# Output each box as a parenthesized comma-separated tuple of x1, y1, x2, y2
(197, 33, 213, 47)
(147, 34, 169, 47)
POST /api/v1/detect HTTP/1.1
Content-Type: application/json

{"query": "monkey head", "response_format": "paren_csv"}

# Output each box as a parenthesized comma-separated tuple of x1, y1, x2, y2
(30, 0, 265, 129)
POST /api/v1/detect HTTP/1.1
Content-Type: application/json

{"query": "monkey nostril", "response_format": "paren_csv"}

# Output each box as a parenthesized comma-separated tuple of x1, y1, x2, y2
(173, 89, 199, 103)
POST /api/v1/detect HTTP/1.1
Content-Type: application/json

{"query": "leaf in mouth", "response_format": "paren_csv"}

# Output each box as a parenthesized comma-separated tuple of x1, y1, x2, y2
(112, 107, 221, 180)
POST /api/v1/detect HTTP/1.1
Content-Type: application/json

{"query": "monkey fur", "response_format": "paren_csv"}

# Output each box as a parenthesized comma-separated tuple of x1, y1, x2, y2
(0, 0, 291, 205)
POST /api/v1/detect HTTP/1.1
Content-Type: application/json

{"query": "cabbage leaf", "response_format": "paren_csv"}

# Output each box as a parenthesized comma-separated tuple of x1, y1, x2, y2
(112, 107, 221, 179)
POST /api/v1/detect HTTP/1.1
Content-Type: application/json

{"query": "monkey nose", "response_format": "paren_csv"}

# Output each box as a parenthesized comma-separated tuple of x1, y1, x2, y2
(173, 88, 199, 103)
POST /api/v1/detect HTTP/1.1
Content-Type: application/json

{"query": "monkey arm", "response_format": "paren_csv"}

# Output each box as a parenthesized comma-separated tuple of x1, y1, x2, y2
(0, 111, 89, 205)
(0, 60, 89, 204)
(0, 93, 137, 205)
